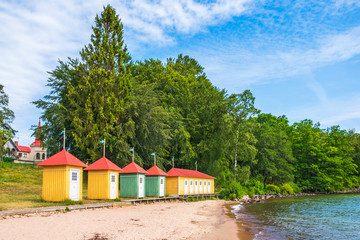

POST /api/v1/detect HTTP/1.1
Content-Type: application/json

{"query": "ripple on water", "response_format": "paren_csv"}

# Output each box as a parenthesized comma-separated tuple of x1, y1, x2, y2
(232, 194, 360, 240)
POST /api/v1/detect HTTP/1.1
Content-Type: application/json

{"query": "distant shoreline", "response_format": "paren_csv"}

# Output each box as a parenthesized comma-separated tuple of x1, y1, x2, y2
(227, 188, 360, 205)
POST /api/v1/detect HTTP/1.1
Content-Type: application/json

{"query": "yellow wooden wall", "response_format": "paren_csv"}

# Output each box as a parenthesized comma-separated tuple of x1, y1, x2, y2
(178, 177, 215, 195)
(87, 170, 118, 199)
(165, 176, 178, 195)
(42, 165, 83, 202)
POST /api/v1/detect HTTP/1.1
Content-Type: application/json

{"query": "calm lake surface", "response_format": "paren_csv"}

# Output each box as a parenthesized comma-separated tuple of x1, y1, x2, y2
(232, 193, 360, 240)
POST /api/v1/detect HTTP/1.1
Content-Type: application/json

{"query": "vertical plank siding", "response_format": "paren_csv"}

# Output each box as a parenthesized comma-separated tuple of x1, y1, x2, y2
(145, 176, 160, 197)
(87, 170, 110, 199)
(42, 165, 83, 201)
(165, 177, 178, 195)
(119, 173, 139, 198)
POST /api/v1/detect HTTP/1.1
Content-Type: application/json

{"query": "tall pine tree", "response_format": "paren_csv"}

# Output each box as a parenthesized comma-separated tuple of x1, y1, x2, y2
(67, 5, 132, 162)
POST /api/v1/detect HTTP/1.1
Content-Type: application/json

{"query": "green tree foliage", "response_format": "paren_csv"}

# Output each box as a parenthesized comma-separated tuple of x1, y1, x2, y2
(0, 84, 15, 157)
(253, 114, 294, 185)
(33, 59, 80, 154)
(67, 5, 132, 163)
(125, 76, 171, 169)
(132, 56, 227, 171)
(34, 4, 360, 195)
(291, 121, 358, 192)
(226, 90, 259, 184)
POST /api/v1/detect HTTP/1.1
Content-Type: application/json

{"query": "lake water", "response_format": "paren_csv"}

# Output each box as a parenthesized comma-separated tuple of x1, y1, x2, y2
(232, 193, 360, 240)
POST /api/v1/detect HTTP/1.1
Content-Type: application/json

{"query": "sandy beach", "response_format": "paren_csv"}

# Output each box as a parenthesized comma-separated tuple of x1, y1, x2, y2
(0, 200, 241, 240)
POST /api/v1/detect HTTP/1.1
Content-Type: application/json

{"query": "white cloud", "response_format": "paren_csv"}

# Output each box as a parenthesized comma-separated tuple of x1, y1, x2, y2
(199, 25, 360, 91)
(117, 0, 251, 44)
(0, 0, 252, 145)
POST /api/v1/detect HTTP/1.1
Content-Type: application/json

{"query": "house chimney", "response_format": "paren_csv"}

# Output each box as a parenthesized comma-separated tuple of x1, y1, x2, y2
(15, 141, 18, 145)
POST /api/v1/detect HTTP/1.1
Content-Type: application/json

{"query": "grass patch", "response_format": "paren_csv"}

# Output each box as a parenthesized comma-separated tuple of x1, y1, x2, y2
(0, 163, 121, 211)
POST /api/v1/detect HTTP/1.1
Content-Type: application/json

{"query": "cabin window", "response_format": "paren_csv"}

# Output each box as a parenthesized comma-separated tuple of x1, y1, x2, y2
(42, 153, 46, 159)
(71, 172, 78, 181)
(190, 180, 193, 186)
(18, 153, 22, 157)
(139, 177, 143, 183)
(36, 153, 40, 159)
(204, 181, 206, 186)
(111, 175, 116, 183)
(195, 181, 198, 186)
(23, 153, 27, 158)
(185, 180, 188, 185)
(161, 179, 164, 184)
(200, 181, 202, 186)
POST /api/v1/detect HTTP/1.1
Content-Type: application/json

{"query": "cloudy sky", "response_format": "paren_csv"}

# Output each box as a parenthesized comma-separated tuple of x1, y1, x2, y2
(1, 0, 360, 146)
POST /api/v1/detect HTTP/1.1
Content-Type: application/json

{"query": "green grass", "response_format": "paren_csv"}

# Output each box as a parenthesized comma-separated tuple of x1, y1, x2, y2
(0, 162, 128, 211)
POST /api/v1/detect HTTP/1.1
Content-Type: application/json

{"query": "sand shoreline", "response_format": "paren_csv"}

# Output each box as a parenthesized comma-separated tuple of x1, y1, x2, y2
(0, 200, 242, 240)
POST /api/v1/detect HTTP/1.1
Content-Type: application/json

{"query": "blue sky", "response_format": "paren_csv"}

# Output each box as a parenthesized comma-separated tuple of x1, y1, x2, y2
(1, 0, 360, 146)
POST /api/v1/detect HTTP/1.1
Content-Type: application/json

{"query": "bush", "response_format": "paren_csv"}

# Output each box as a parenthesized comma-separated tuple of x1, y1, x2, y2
(265, 184, 280, 194)
(247, 187, 255, 198)
(280, 183, 294, 195)
(219, 181, 247, 200)
(287, 182, 301, 193)
(2, 157, 13, 163)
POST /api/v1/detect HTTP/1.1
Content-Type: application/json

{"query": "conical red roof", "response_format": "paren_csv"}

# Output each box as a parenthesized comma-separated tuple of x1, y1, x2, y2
(37, 149, 87, 167)
(146, 165, 167, 176)
(84, 156, 122, 172)
(122, 161, 148, 174)
(166, 167, 215, 179)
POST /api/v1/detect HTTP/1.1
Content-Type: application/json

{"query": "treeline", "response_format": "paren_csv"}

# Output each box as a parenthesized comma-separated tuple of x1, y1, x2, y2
(34, 5, 360, 198)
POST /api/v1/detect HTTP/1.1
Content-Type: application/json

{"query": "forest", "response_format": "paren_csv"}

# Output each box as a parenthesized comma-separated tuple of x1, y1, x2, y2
(24, 5, 360, 199)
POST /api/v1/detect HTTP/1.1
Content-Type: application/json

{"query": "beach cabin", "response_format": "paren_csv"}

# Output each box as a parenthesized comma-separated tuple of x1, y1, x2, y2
(37, 149, 87, 202)
(165, 168, 215, 196)
(119, 162, 148, 198)
(145, 165, 167, 197)
(84, 156, 122, 200)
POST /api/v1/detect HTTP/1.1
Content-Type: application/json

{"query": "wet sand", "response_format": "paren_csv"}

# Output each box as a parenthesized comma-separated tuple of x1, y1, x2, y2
(0, 200, 241, 240)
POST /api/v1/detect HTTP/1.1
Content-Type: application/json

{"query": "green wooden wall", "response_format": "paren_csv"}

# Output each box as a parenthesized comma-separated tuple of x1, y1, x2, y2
(145, 176, 166, 197)
(145, 176, 159, 196)
(120, 173, 141, 198)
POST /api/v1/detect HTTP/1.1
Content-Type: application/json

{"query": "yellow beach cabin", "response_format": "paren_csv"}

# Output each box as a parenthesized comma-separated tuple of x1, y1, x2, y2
(165, 168, 215, 196)
(84, 156, 122, 200)
(37, 149, 87, 202)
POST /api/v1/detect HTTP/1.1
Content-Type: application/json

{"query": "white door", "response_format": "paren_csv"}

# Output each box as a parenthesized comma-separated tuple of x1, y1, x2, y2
(109, 172, 117, 199)
(195, 180, 198, 194)
(159, 177, 165, 197)
(204, 180, 207, 194)
(190, 179, 193, 194)
(69, 168, 80, 201)
(184, 179, 188, 195)
(208, 180, 211, 193)
(138, 175, 144, 198)
(199, 180, 203, 194)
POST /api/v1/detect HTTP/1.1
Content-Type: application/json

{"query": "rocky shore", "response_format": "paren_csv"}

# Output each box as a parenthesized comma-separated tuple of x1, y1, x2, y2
(233, 188, 360, 204)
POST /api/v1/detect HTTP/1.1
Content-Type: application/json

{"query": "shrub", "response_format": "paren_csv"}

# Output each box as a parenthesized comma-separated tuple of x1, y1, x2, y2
(287, 182, 301, 193)
(265, 184, 280, 194)
(280, 183, 294, 195)
(247, 187, 255, 198)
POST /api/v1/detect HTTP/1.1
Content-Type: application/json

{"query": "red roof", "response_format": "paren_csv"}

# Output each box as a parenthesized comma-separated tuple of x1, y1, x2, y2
(121, 161, 148, 174)
(84, 156, 122, 172)
(146, 165, 168, 176)
(15, 142, 31, 153)
(37, 149, 87, 167)
(31, 120, 43, 146)
(166, 168, 215, 179)
(31, 138, 42, 146)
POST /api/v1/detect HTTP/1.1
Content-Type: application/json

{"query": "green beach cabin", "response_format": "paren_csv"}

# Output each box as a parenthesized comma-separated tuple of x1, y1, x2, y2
(145, 165, 167, 197)
(119, 161, 148, 198)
